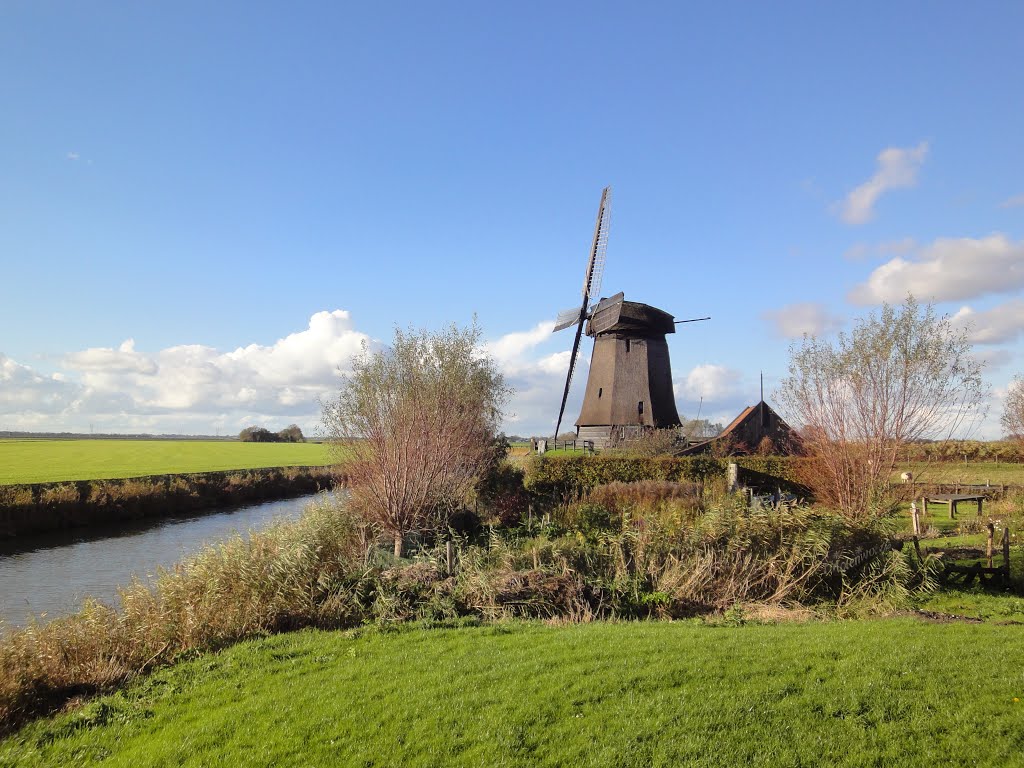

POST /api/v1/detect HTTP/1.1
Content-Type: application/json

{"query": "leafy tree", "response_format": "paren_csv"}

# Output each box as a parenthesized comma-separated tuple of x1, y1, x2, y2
(682, 418, 724, 440)
(239, 426, 275, 442)
(277, 424, 305, 443)
(778, 297, 987, 519)
(323, 322, 510, 557)
(1003, 375, 1024, 442)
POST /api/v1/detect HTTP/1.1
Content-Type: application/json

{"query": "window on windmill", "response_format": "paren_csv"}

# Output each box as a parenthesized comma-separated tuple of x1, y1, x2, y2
(598, 387, 603, 398)
(625, 339, 630, 353)
(638, 400, 644, 415)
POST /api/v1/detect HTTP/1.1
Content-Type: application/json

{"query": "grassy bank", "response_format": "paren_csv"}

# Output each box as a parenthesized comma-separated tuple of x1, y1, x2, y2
(0, 440, 332, 485)
(4, 619, 1024, 767)
(0, 466, 337, 537)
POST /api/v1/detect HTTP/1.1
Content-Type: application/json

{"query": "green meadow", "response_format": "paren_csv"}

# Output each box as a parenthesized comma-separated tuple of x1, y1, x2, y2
(0, 440, 333, 485)
(4, 619, 1024, 767)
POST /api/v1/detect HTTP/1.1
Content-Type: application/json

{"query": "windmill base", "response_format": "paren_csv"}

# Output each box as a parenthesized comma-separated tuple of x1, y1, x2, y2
(576, 425, 655, 450)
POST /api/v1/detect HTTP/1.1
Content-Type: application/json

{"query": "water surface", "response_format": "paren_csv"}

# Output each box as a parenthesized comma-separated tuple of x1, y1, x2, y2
(0, 493, 327, 630)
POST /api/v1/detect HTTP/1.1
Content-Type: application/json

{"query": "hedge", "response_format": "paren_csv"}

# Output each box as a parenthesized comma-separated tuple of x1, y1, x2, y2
(524, 455, 807, 500)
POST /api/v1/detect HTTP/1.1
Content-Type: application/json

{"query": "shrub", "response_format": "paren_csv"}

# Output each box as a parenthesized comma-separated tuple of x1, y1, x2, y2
(475, 462, 529, 526)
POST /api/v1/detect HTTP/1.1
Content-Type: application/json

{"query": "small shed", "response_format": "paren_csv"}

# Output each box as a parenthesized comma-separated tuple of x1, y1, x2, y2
(681, 400, 801, 456)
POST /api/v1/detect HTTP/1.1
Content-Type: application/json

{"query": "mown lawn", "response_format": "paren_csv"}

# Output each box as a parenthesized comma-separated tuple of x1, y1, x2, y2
(3, 620, 1024, 767)
(0, 440, 333, 485)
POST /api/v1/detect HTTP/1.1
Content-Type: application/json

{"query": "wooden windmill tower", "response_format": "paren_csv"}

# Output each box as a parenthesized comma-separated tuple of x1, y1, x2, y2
(552, 188, 706, 448)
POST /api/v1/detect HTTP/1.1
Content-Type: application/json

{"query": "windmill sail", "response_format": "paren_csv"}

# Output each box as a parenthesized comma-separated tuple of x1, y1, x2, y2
(553, 306, 584, 333)
(553, 186, 611, 438)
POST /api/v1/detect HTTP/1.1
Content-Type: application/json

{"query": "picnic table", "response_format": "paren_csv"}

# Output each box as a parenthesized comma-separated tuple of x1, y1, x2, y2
(923, 493, 984, 519)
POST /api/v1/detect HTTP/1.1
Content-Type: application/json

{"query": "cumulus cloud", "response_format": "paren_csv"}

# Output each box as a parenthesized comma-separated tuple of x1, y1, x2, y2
(0, 354, 79, 414)
(951, 299, 1024, 345)
(65, 339, 157, 374)
(674, 364, 743, 402)
(0, 312, 371, 434)
(835, 142, 928, 225)
(1, 313, 750, 439)
(849, 233, 1024, 304)
(762, 302, 844, 338)
(485, 321, 555, 367)
(484, 321, 587, 434)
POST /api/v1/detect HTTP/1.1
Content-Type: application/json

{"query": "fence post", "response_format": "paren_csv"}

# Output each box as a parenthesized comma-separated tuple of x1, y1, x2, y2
(987, 522, 995, 569)
(1002, 527, 1011, 584)
(910, 502, 920, 536)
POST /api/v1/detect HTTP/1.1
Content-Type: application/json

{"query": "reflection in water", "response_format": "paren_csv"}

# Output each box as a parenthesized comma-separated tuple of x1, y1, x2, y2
(0, 493, 328, 630)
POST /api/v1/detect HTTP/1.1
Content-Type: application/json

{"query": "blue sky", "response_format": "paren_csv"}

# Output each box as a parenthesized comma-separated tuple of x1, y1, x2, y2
(1, 2, 1022, 437)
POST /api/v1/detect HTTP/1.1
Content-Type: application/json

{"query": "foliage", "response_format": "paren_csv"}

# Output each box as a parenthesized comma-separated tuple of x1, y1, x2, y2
(1003, 375, 1024, 442)
(681, 417, 724, 440)
(238, 426, 276, 442)
(238, 424, 305, 443)
(899, 440, 1024, 464)
(778, 297, 988, 520)
(604, 428, 682, 457)
(475, 459, 529, 526)
(322, 321, 510, 556)
(0, 440, 331, 486)
(277, 424, 305, 443)
(523, 454, 806, 503)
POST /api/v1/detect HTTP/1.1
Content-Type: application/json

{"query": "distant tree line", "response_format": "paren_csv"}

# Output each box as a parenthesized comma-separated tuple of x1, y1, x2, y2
(238, 424, 305, 443)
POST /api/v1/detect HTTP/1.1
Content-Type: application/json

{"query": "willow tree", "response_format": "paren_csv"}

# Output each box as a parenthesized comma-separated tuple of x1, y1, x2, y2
(778, 297, 987, 519)
(1003, 375, 1024, 442)
(323, 322, 509, 557)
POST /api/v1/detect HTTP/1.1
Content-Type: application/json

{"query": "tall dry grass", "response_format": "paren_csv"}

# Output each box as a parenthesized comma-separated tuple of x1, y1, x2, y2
(0, 500, 370, 734)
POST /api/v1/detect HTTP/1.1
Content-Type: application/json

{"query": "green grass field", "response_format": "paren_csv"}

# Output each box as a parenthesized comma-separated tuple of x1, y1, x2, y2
(0, 440, 333, 485)
(3, 619, 1024, 767)
(894, 461, 1024, 485)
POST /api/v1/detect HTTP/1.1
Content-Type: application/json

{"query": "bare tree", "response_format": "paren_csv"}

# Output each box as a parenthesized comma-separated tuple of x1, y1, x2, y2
(323, 322, 509, 557)
(777, 297, 987, 519)
(1003, 375, 1024, 442)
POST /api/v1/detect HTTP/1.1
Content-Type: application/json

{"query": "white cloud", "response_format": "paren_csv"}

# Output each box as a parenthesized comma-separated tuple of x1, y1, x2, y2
(674, 364, 743, 402)
(835, 141, 928, 225)
(1000, 194, 1024, 209)
(762, 302, 844, 338)
(0, 354, 79, 414)
(952, 299, 1024, 345)
(485, 321, 584, 435)
(1, 312, 371, 434)
(66, 151, 79, 161)
(0, 315, 761, 440)
(485, 321, 555, 366)
(65, 339, 157, 374)
(849, 233, 1024, 304)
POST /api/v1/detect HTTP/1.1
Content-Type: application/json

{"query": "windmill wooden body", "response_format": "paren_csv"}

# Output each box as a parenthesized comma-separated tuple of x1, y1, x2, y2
(552, 188, 704, 448)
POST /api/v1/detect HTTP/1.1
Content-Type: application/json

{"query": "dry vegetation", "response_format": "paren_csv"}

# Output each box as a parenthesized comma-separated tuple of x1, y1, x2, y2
(0, 475, 933, 734)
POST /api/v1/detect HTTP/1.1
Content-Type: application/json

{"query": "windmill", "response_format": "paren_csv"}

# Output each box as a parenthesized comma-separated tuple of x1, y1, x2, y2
(552, 188, 706, 448)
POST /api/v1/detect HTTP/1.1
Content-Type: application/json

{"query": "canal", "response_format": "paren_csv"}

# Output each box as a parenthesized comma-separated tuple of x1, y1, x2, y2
(0, 492, 327, 630)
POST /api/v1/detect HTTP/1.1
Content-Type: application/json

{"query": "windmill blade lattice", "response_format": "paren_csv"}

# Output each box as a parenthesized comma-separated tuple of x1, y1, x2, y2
(552, 186, 611, 439)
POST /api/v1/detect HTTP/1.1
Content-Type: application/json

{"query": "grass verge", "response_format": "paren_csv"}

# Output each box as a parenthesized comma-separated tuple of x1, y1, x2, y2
(3, 619, 1024, 767)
